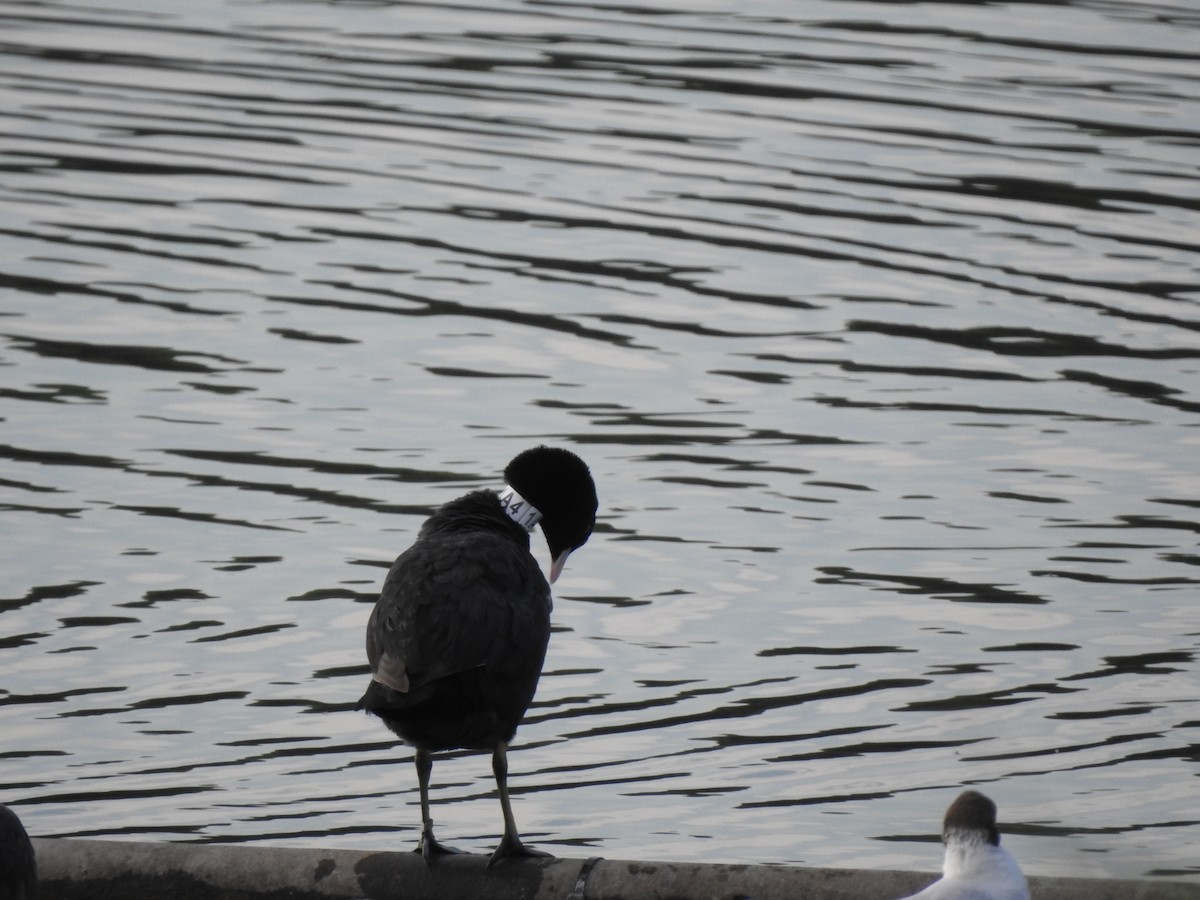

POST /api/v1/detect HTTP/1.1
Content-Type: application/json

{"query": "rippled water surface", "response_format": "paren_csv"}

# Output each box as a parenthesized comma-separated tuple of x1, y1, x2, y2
(2, 0, 1198, 884)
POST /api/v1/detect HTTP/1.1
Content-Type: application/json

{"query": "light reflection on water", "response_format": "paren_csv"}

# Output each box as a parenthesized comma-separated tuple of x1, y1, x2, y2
(1, 0, 1198, 885)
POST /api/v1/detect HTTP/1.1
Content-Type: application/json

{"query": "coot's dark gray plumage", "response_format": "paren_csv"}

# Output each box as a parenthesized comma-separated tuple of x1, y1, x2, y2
(357, 446, 597, 866)
(0, 805, 36, 900)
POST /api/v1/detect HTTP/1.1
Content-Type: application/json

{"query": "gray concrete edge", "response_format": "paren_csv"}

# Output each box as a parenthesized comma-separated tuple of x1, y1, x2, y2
(30, 837, 1200, 900)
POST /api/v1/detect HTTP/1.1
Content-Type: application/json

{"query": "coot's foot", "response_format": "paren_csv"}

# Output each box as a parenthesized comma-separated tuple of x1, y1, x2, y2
(416, 820, 462, 866)
(487, 833, 552, 868)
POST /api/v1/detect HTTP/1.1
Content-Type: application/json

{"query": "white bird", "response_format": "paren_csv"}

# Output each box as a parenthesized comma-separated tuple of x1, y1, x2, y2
(898, 790, 1029, 900)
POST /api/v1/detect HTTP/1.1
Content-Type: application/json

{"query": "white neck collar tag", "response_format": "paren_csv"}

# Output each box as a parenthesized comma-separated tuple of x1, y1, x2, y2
(498, 484, 542, 531)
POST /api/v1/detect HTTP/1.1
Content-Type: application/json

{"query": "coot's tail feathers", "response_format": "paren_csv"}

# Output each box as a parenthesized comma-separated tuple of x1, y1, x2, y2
(355, 679, 391, 712)
(357, 678, 433, 713)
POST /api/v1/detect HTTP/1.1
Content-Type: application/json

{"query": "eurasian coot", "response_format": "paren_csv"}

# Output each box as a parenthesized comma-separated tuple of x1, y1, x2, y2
(898, 790, 1028, 900)
(357, 446, 597, 866)
(0, 805, 36, 900)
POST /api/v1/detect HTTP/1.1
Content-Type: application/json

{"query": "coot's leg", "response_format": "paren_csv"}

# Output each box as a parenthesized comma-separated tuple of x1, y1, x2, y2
(488, 741, 551, 867)
(414, 748, 461, 864)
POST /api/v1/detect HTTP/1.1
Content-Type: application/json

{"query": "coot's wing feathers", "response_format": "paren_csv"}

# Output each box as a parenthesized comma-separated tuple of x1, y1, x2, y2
(366, 529, 551, 694)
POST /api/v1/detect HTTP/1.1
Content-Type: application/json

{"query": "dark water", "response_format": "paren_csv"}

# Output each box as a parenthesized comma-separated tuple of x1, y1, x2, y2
(1, 0, 1198, 884)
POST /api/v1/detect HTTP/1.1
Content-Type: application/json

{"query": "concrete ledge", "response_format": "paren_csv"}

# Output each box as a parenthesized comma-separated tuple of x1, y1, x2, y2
(31, 837, 1200, 900)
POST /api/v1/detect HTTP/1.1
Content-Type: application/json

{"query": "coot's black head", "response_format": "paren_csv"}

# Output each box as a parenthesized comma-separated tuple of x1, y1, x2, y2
(943, 790, 1000, 846)
(502, 445, 597, 583)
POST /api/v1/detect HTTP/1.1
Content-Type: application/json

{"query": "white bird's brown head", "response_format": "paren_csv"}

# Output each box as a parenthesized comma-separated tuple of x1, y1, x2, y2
(943, 790, 1001, 847)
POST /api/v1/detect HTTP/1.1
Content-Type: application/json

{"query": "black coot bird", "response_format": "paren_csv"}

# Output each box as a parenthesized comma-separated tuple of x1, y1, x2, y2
(357, 446, 597, 866)
(0, 805, 36, 900)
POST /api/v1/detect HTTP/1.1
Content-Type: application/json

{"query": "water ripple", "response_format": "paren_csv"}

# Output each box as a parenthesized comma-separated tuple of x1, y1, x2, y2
(1, 0, 1197, 882)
